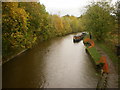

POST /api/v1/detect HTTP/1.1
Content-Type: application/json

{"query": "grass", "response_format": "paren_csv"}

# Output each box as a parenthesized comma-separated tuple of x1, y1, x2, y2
(95, 41, 120, 87)
(95, 41, 118, 67)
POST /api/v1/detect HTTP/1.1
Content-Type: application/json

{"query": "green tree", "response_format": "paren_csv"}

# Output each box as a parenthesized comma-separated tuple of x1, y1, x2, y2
(50, 15, 64, 36)
(82, 2, 115, 41)
(62, 16, 72, 34)
(19, 2, 51, 41)
(2, 2, 37, 58)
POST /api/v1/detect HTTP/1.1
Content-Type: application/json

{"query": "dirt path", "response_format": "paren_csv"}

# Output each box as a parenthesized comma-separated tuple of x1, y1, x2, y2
(95, 46, 118, 88)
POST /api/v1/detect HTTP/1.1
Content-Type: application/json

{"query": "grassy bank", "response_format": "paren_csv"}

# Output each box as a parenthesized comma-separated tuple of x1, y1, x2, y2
(95, 41, 119, 87)
(95, 41, 118, 68)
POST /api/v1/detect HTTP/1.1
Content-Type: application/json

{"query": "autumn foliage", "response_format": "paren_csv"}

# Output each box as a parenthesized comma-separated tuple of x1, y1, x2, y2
(2, 2, 83, 60)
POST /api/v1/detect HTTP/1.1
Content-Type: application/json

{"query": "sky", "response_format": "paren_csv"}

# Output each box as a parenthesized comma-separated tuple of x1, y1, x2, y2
(39, 0, 118, 17)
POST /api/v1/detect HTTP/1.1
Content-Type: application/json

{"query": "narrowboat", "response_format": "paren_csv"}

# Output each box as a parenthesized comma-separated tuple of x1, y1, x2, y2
(83, 34, 109, 74)
(73, 33, 87, 43)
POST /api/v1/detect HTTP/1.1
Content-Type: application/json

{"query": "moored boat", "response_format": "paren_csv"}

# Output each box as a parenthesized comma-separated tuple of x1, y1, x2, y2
(73, 32, 87, 43)
(83, 34, 109, 74)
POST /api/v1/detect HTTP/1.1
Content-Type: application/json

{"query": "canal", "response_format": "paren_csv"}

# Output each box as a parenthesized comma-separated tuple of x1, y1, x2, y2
(3, 34, 99, 88)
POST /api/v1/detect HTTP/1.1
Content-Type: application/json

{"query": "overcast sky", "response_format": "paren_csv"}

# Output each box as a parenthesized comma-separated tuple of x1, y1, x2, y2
(39, 0, 118, 17)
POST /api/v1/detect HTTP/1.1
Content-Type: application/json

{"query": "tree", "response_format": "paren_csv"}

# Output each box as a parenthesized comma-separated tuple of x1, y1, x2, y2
(62, 16, 72, 34)
(50, 15, 64, 36)
(82, 2, 115, 41)
(2, 2, 37, 55)
(19, 2, 51, 41)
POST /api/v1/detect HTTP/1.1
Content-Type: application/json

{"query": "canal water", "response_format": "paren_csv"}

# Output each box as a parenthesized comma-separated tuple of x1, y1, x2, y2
(3, 34, 99, 88)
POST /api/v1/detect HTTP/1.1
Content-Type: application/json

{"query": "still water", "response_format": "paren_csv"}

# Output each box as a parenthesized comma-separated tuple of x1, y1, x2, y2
(3, 34, 99, 88)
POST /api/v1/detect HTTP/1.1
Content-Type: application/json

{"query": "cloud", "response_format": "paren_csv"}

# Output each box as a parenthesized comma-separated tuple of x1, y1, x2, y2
(39, 0, 118, 17)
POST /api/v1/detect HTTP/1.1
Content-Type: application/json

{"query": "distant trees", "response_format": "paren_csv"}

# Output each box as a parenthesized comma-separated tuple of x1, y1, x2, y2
(50, 15, 64, 36)
(69, 16, 80, 33)
(62, 15, 83, 33)
(81, 2, 115, 41)
(62, 16, 72, 34)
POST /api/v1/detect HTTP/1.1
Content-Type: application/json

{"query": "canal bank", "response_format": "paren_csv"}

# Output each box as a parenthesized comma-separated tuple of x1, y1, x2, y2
(95, 43, 119, 88)
(96, 45, 118, 88)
